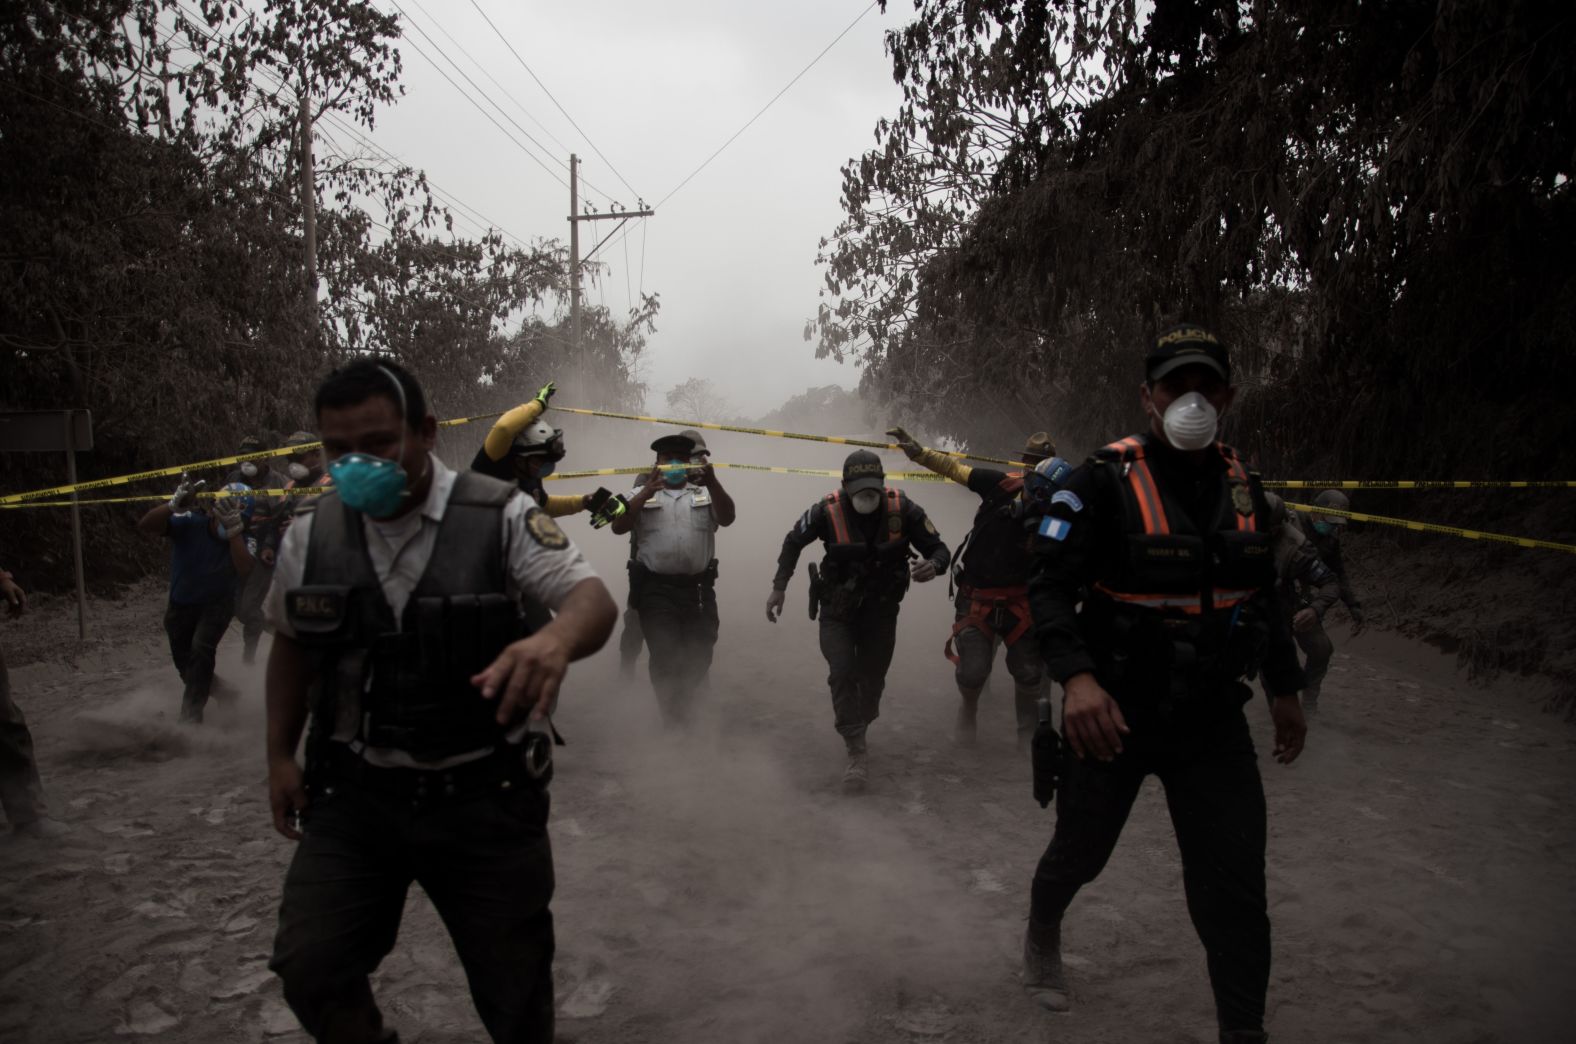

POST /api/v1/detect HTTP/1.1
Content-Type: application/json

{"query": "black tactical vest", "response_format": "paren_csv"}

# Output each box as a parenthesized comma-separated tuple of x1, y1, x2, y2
(284, 471, 536, 760)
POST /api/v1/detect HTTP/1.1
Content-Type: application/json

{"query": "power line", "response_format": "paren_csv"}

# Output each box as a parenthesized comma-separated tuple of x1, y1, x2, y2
(380, 0, 571, 191)
(466, 0, 644, 204)
(405, 0, 573, 158)
(655, 0, 877, 209)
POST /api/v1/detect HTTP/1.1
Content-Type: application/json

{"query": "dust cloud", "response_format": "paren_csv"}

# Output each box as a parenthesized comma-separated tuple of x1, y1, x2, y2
(3, 394, 1575, 1042)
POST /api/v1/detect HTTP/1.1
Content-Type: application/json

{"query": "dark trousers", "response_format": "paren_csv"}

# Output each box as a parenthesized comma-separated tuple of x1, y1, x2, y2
(236, 560, 273, 656)
(634, 579, 719, 726)
(818, 599, 900, 752)
(270, 768, 555, 1043)
(618, 605, 644, 675)
(1030, 705, 1270, 1033)
(952, 605, 1045, 735)
(1295, 623, 1335, 703)
(163, 593, 234, 723)
(0, 645, 45, 826)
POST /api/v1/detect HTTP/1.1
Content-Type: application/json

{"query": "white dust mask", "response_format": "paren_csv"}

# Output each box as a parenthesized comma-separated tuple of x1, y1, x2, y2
(850, 490, 883, 515)
(1160, 391, 1218, 451)
(240, 461, 258, 478)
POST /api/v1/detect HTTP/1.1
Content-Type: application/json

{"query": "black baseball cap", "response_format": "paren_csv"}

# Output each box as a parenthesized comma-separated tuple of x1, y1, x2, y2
(650, 431, 697, 455)
(841, 449, 885, 494)
(1146, 324, 1231, 382)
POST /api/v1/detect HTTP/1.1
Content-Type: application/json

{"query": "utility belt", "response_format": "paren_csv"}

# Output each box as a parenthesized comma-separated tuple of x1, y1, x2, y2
(629, 559, 718, 593)
(814, 557, 908, 616)
(946, 584, 1033, 664)
(1085, 595, 1269, 710)
(308, 734, 552, 802)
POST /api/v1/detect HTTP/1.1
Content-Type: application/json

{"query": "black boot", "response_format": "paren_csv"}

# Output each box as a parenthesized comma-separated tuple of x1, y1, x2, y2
(1220, 1032, 1267, 1044)
(1022, 918, 1069, 1012)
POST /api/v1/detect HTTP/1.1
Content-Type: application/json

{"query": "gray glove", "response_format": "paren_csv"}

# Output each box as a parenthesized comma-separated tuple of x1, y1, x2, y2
(214, 498, 244, 538)
(169, 474, 205, 513)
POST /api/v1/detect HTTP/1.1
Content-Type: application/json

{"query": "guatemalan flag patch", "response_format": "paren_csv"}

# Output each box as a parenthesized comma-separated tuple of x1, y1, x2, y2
(1038, 515, 1072, 542)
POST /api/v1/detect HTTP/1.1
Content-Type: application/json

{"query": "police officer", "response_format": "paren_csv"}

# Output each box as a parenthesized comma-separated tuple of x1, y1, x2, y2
(1022, 325, 1306, 1044)
(614, 429, 714, 681)
(766, 450, 951, 792)
(1291, 489, 1365, 713)
(1263, 493, 1342, 710)
(471, 381, 614, 520)
(608, 430, 736, 726)
(263, 358, 617, 1044)
(887, 425, 1065, 748)
(228, 436, 291, 663)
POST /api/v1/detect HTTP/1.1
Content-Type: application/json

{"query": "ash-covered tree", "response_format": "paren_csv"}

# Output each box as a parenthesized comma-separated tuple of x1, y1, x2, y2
(813, 0, 1576, 478)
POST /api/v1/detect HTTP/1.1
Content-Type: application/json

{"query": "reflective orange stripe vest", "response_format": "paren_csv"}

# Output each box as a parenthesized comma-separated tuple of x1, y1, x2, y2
(1089, 434, 1275, 617)
(821, 487, 909, 566)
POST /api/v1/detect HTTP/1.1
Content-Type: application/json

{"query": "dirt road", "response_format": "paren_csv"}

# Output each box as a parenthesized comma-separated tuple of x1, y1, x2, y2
(3, 438, 1574, 1043)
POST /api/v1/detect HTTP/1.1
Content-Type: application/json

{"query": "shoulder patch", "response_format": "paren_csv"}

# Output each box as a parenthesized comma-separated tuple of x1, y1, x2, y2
(1231, 482, 1255, 518)
(923, 516, 937, 535)
(1051, 490, 1084, 513)
(525, 508, 569, 550)
(1038, 516, 1072, 542)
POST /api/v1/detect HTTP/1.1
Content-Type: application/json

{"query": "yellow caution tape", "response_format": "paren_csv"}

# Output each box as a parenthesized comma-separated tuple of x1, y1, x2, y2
(0, 411, 506, 505)
(542, 463, 948, 483)
(1269, 480, 1576, 490)
(1286, 502, 1576, 555)
(550, 405, 1025, 467)
(0, 487, 329, 509)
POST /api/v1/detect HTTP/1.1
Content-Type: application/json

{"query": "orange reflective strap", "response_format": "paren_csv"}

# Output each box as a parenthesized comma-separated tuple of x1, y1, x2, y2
(1126, 458, 1170, 536)
(824, 492, 852, 545)
(1092, 582, 1204, 614)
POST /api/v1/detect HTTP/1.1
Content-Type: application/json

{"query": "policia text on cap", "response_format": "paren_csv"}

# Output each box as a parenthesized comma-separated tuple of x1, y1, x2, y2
(1019, 325, 1307, 1044)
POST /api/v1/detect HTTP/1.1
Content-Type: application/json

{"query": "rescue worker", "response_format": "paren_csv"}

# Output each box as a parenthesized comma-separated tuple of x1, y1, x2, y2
(139, 475, 253, 723)
(615, 428, 712, 680)
(263, 358, 616, 1044)
(1264, 493, 1342, 710)
(1022, 325, 1307, 1043)
(1291, 488, 1366, 713)
(227, 436, 291, 662)
(470, 381, 613, 519)
(1, 562, 68, 838)
(270, 430, 334, 548)
(887, 425, 1062, 747)
(766, 450, 951, 792)
(608, 431, 736, 726)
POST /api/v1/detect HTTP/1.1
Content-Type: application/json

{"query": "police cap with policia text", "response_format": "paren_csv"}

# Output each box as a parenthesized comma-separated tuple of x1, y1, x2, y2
(1146, 324, 1231, 383)
(841, 449, 886, 495)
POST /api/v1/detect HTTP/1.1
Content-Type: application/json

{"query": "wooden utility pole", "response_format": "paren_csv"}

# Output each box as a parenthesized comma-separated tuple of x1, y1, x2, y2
(567, 155, 652, 391)
(299, 88, 317, 307)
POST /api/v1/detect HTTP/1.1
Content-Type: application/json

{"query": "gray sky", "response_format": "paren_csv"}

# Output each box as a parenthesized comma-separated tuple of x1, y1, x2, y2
(365, 0, 901, 418)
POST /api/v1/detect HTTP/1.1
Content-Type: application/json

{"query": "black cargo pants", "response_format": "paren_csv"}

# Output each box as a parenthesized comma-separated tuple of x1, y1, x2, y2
(163, 591, 234, 723)
(633, 569, 719, 726)
(818, 596, 901, 753)
(271, 750, 556, 1043)
(1029, 700, 1270, 1034)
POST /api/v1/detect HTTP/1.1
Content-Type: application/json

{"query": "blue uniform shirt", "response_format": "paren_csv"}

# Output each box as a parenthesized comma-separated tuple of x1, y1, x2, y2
(168, 512, 237, 606)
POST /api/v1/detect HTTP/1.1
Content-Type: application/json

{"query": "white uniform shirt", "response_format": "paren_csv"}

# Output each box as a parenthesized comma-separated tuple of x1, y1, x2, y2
(264, 453, 599, 768)
(631, 484, 718, 575)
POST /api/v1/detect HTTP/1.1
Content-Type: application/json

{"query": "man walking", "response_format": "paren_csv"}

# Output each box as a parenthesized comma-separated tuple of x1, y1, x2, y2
(264, 358, 616, 1043)
(766, 450, 950, 792)
(1022, 325, 1306, 1043)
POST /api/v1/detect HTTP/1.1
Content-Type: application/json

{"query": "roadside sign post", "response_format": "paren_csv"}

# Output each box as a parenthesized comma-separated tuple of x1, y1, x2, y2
(0, 410, 94, 639)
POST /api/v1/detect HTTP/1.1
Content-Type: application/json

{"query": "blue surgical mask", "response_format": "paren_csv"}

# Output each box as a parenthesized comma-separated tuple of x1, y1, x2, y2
(330, 452, 408, 518)
(1311, 520, 1334, 536)
(663, 463, 689, 487)
(536, 460, 556, 479)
